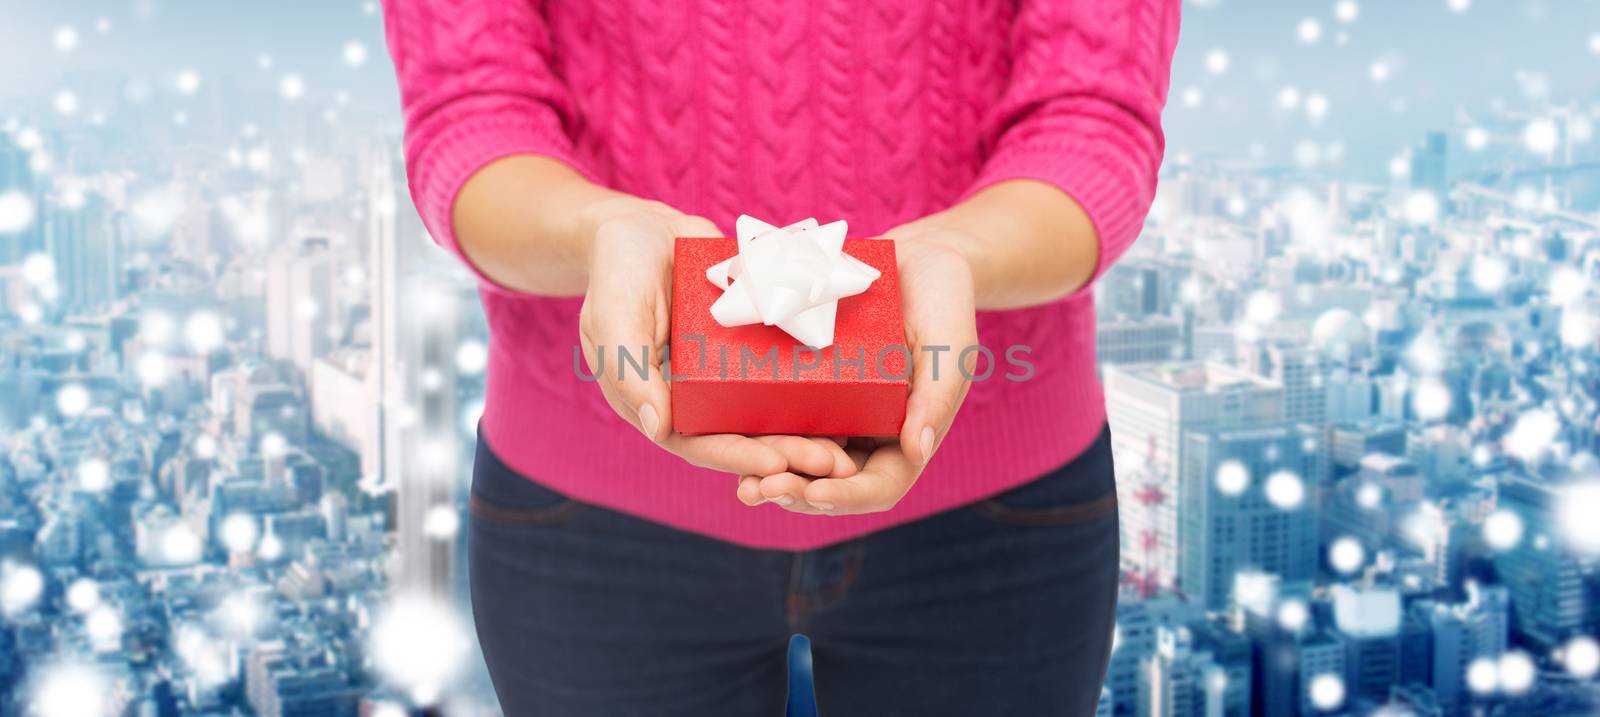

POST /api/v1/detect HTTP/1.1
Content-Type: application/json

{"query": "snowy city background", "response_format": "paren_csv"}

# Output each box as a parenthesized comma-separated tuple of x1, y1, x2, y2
(1, 0, 1599, 715)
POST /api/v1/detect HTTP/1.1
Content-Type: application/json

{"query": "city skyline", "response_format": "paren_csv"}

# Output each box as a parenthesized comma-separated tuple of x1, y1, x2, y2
(2, 1, 1600, 716)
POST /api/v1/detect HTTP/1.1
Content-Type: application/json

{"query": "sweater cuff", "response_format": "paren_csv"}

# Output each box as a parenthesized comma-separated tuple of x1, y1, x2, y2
(411, 111, 592, 297)
(962, 141, 1152, 297)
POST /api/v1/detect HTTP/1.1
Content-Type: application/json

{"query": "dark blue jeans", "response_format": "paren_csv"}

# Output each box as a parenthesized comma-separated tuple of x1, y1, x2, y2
(468, 427, 1119, 716)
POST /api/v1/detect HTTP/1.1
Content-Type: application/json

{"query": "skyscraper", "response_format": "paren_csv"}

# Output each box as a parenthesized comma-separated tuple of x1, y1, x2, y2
(1493, 476, 1594, 649)
(1422, 582, 1508, 713)
(46, 193, 121, 313)
(1179, 425, 1322, 609)
(366, 148, 471, 596)
(265, 236, 336, 376)
(1110, 597, 1205, 717)
(1331, 585, 1403, 706)
(1142, 626, 1231, 717)
(392, 271, 466, 596)
(1105, 362, 1285, 594)
(1296, 629, 1347, 715)
(1409, 131, 1448, 199)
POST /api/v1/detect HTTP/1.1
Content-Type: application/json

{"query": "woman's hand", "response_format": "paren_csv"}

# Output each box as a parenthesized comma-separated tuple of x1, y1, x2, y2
(577, 201, 858, 480)
(739, 236, 979, 514)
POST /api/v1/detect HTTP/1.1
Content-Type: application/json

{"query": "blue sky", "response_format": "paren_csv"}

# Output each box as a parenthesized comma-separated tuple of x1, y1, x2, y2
(0, 0, 1597, 183)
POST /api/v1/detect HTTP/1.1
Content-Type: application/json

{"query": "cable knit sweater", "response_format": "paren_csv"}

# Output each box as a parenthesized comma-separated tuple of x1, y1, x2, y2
(382, 0, 1179, 550)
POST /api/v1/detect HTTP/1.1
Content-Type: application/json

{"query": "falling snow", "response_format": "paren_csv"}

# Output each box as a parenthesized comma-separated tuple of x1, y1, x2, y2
(1481, 509, 1524, 550)
(279, 74, 306, 101)
(1556, 481, 1600, 554)
(176, 69, 202, 95)
(1523, 117, 1559, 154)
(1215, 460, 1249, 495)
(53, 25, 79, 53)
(344, 41, 369, 67)
(1334, 1, 1359, 23)
(1264, 471, 1306, 510)
(1297, 18, 1323, 45)
(1327, 537, 1365, 574)
(0, 191, 37, 233)
(1308, 673, 1345, 711)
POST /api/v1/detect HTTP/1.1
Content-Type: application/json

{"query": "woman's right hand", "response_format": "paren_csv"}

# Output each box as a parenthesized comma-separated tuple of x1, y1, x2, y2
(577, 200, 856, 481)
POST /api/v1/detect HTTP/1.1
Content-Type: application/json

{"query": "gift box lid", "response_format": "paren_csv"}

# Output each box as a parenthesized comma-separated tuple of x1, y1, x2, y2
(669, 235, 908, 436)
(670, 236, 908, 385)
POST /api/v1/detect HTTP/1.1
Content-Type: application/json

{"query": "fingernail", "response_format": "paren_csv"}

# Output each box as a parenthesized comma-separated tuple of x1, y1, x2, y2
(772, 495, 794, 506)
(920, 426, 936, 465)
(638, 403, 659, 440)
(811, 502, 834, 511)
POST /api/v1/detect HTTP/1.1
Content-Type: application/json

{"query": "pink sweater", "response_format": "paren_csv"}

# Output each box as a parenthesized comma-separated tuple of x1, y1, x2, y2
(382, 0, 1178, 550)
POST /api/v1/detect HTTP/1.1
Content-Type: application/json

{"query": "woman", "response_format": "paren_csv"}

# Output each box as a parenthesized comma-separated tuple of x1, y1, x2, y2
(382, 1, 1177, 714)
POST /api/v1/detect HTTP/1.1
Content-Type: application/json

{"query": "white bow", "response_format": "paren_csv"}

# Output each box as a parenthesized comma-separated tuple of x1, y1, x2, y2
(705, 215, 881, 348)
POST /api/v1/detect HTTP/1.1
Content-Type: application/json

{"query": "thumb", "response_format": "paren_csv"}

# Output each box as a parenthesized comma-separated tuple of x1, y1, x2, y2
(900, 339, 972, 467)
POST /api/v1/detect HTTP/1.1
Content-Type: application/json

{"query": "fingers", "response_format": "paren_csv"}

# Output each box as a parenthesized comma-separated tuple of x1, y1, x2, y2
(737, 475, 765, 506)
(738, 472, 826, 513)
(758, 473, 827, 514)
(754, 435, 858, 478)
(661, 433, 788, 477)
(802, 443, 920, 515)
(899, 342, 972, 468)
(738, 436, 858, 513)
(896, 243, 979, 467)
(580, 228, 673, 443)
(583, 209, 801, 479)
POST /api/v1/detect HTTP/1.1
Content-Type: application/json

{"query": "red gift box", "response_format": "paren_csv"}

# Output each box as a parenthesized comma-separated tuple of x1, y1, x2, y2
(670, 236, 908, 436)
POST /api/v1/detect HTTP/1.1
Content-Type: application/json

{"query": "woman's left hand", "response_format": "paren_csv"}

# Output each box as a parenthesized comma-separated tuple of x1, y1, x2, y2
(739, 234, 980, 515)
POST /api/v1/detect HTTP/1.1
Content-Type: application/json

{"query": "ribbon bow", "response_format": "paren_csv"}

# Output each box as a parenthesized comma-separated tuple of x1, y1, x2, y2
(705, 215, 881, 349)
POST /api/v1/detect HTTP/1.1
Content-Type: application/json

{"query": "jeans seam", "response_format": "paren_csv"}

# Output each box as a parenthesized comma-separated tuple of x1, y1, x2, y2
(786, 552, 805, 633)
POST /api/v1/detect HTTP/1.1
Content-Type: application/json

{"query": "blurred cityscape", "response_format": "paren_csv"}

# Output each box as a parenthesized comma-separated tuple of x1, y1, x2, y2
(0, 1, 1598, 716)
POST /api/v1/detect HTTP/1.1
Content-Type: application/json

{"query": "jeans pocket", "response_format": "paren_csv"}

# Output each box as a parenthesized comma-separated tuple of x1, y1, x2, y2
(470, 434, 586, 526)
(969, 425, 1118, 527)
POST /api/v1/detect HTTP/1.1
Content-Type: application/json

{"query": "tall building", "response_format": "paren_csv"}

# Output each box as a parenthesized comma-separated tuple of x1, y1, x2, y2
(1109, 597, 1205, 717)
(368, 148, 405, 500)
(1331, 585, 1403, 706)
(309, 349, 380, 477)
(265, 236, 336, 376)
(1409, 131, 1448, 198)
(1242, 343, 1328, 426)
(1493, 477, 1594, 649)
(1422, 582, 1508, 713)
(46, 194, 121, 313)
(1142, 626, 1231, 717)
(1240, 603, 1299, 717)
(392, 272, 467, 596)
(1187, 620, 1254, 717)
(1105, 362, 1285, 594)
(367, 149, 471, 596)
(1297, 629, 1348, 716)
(1179, 426, 1322, 609)
(1242, 341, 1369, 427)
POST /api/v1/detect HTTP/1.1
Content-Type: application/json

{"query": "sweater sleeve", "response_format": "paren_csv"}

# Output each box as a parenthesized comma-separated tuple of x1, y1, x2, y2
(381, 0, 591, 294)
(964, 0, 1180, 294)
